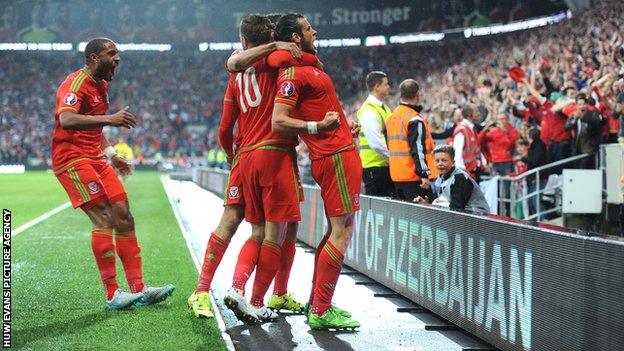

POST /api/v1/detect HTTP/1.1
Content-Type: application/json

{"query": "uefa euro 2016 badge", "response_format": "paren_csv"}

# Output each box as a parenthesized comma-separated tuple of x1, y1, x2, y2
(87, 181, 100, 194)
(280, 81, 295, 97)
(63, 92, 78, 105)
(228, 186, 240, 199)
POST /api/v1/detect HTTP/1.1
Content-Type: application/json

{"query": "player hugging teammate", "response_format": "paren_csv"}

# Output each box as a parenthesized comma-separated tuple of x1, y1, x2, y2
(190, 13, 363, 330)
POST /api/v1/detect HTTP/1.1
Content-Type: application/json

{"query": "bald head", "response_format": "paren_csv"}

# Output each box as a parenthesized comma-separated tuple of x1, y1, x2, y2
(399, 79, 420, 104)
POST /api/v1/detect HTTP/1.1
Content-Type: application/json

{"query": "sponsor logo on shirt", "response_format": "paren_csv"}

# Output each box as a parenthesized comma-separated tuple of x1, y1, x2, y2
(280, 81, 295, 97)
(228, 186, 240, 199)
(87, 181, 100, 194)
(63, 92, 78, 105)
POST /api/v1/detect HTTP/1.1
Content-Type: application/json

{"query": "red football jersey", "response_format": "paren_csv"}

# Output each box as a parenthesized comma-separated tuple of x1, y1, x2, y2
(52, 68, 109, 170)
(225, 57, 297, 151)
(274, 65, 354, 160)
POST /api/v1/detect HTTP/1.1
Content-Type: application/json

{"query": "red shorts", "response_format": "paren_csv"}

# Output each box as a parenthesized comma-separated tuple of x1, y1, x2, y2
(239, 147, 302, 223)
(311, 149, 362, 217)
(55, 160, 127, 209)
(224, 155, 244, 206)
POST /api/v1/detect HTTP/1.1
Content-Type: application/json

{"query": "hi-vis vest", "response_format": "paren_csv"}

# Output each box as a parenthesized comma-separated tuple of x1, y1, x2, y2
(356, 96, 392, 168)
(452, 120, 480, 173)
(386, 105, 438, 182)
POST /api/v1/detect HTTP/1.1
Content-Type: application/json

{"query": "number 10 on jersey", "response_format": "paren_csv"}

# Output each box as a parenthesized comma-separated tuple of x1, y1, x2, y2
(235, 67, 262, 113)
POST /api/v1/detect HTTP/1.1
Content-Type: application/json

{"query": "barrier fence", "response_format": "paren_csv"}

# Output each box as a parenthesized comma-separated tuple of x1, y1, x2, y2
(193, 167, 624, 351)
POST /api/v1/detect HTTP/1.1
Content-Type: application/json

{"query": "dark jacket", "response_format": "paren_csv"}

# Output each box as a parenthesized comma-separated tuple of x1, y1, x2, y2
(522, 138, 548, 182)
(564, 109, 602, 154)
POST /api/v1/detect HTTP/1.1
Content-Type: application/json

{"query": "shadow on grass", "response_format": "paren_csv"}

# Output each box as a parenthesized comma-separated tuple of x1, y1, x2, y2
(13, 309, 123, 349)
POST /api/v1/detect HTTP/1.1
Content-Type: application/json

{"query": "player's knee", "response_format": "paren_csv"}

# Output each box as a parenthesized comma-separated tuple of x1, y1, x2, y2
(90, 201, 114, 228)
(332, 224, 353, 242)
(250, 230, 265, 242)
(222, 206, 244, 230)
(286, 222, 298, 232)
(112, 203, 134, 231)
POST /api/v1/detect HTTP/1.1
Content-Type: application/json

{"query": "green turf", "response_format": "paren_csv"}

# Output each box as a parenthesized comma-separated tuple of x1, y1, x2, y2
(12, 171, 227, 350)
(0, 171, 68, 228)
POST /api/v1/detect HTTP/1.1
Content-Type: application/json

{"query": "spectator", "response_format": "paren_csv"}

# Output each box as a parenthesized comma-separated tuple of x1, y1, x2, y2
(135, 3, 162, 42)
(188, 4, 217, 42)
(522, 128, 548, 218)
(163, 4, 189, 43)
(356, 71, 393, 197)
(77, 7, 112, 41)
(415, 145, 490, 213)
(614, 80, 624, 143)
(452, 104, 482, 179)
(53, 2, 76, 42)
(0, 4, 16, 41)
(386, 79, 437, 201)
(564, 93, 603, 169)
(114, 138, 134, 162)
(116, 4, 137, 41)
(17, 1, 59, 43)
(479, 112, 519, 175)
(207, 148, 218, 168)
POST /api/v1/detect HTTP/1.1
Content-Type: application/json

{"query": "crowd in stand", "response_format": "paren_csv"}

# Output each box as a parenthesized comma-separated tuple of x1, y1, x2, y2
(2, 0, 623, 176)
(335, 0, 623, 178)
(0, 0, 561, 44)
(0, 51, 230, 165)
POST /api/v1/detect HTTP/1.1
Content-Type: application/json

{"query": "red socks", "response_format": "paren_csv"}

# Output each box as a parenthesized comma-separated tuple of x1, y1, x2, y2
(115, 230, 145, 293)
(91, 227, 118, 300)
(311, 240, 344, 316)
(249, 240, 282, 307)
(273, 239, 296, 296)
(231, 237, 261, 292)
(196, 233, 230, 293)
(308, 233, 330, 303)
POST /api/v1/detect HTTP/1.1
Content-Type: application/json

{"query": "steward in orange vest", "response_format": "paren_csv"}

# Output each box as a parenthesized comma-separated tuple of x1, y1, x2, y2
(386, 79, 438, 201)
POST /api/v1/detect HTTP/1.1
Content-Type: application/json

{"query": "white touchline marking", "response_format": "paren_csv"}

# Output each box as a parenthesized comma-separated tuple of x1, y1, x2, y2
(160, 176, 235, 351)
(12, 202, 71, 237)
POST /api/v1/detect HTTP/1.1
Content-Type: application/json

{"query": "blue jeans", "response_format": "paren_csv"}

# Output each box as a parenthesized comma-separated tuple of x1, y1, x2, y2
(527, 181, 546, 220)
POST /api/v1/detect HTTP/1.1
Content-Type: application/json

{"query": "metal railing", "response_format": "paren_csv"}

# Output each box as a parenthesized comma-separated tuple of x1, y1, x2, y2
(497, 153, 594, 221)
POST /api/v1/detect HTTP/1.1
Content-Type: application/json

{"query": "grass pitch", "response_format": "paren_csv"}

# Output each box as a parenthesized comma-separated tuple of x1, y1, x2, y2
(9, 171, 227, 350)
(0, 171, 67, 228)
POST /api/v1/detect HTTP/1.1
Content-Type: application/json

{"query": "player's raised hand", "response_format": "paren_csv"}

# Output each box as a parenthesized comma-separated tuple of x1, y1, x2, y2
(319, 111, 340, 131)
(108, 106, 136, 128)
(275, 41, 303, 60)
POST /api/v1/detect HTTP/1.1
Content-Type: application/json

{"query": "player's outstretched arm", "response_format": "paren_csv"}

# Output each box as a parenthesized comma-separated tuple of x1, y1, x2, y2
(60, 106, 136, 130)
(272, 103, 340, 135)
(227, 42, 302, 72)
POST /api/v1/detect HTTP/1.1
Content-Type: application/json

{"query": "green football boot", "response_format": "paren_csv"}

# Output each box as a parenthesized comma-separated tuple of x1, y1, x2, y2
(188, 291, 213, 318)
(307, 307, 360, 330)
(267, 293, 305, 314)
(305, 302, 352, 318)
